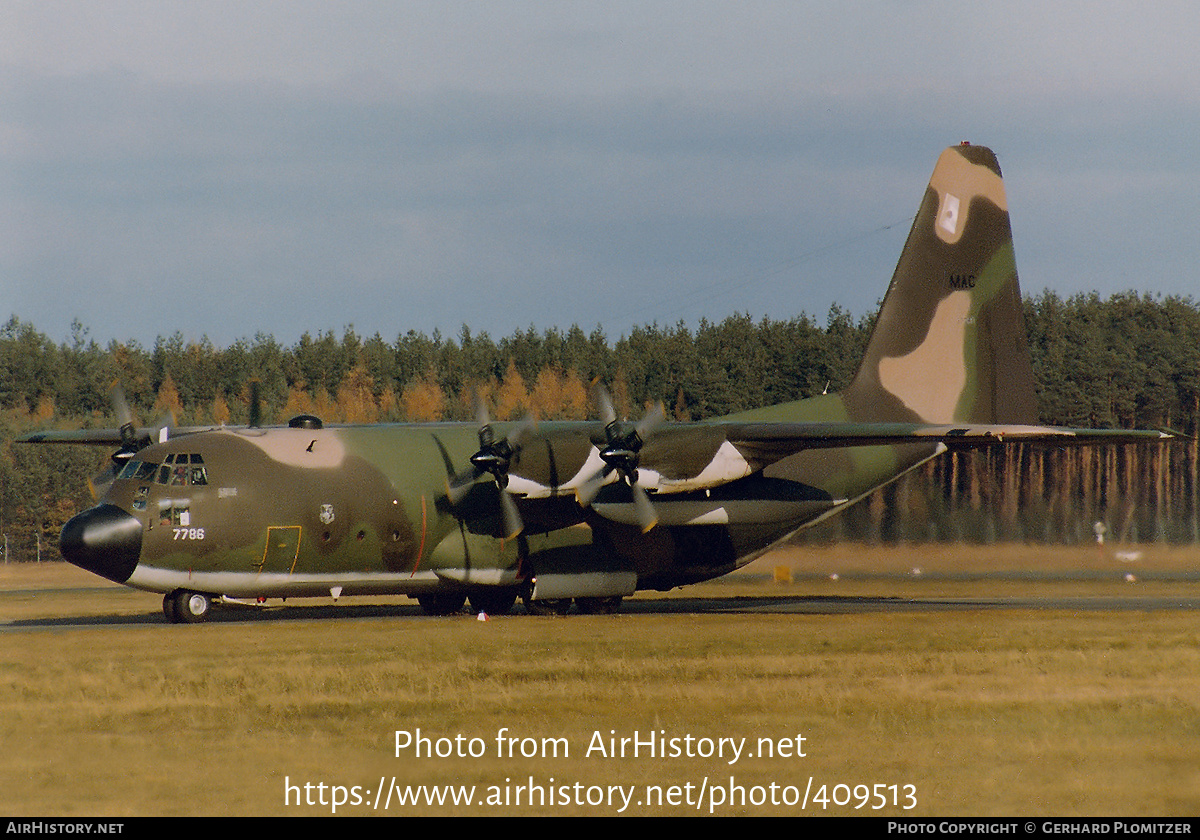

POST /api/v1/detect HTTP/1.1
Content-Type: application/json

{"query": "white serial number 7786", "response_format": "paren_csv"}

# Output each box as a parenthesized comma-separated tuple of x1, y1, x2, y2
(173, 528, 205, 540)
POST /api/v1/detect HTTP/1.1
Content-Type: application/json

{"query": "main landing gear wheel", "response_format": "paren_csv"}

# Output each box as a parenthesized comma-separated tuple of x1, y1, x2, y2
(417, 591, 467, 616)
(524, 597, 573, 616)
(468, 588, 517, 616)
(166, 590, 212, 624)
(574, 596, 623, 615)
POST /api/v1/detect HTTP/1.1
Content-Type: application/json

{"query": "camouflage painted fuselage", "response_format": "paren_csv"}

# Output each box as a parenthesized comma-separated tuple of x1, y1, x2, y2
(88, 412, 857, 601)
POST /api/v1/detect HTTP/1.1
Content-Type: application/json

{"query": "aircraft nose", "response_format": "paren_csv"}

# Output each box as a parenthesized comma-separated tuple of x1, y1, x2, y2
(60, 504, 143, 584)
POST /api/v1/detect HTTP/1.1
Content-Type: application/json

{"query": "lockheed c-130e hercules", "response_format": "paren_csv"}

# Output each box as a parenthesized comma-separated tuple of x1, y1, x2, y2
(20, 144, 1171, 623)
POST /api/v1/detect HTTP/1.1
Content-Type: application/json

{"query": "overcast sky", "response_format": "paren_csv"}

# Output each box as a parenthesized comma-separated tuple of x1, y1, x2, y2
(4, 1, 1199, 348)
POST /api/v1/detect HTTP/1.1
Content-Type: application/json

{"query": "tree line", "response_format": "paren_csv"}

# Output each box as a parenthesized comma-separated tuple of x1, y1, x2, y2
(2, 290, 1199, 560)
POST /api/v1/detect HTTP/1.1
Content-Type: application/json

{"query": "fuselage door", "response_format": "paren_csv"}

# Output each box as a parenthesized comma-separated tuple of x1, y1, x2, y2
(260, 526, 302, 574)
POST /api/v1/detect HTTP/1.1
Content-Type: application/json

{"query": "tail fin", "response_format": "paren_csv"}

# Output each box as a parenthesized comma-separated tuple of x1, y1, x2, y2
(842, 144, 1037, 425)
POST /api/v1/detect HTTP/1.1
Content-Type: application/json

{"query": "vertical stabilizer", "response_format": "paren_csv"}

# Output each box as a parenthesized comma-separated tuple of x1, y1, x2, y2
(842, 144, 1037, 424)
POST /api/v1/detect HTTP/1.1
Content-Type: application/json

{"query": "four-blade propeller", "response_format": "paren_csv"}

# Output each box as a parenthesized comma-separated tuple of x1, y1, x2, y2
(89, 381, 174, 498)
(446, 398, 534, 540)
(576, 384, 665, 533)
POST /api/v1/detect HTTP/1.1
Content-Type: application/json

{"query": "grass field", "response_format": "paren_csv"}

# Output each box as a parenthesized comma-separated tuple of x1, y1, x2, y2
(2, 543, 1199, 817)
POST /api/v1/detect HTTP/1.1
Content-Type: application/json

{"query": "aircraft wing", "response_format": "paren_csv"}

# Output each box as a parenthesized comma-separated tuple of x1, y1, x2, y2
(17, 429, 146, 446)
(16, 426, 209, 447)
(720, 421, 1173, 458)
(613, 421, 1175, 496)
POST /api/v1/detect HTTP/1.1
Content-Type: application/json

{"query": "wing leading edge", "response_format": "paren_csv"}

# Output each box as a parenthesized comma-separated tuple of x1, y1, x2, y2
(508, 420, 1175, 499)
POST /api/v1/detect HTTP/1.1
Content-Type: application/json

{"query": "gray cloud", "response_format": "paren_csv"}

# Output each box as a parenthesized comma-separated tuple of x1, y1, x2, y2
(4, 3, 1200, 346)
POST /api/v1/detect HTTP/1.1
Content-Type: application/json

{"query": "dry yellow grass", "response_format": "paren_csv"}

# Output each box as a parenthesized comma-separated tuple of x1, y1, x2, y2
(2, 545, 1199, 816)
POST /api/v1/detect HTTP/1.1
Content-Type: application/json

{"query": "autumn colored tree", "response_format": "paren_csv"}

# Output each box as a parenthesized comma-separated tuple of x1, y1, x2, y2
(211, 393, 231, 425)
(336, 363, 379, 423)
(493, 358, 528, 420)
(153, 374, 183, 422)
(282, 382, 316, 419)
(399, 369, 447, 421)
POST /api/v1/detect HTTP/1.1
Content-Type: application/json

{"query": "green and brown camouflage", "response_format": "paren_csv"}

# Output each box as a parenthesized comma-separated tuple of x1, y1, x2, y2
(18, 145, 1172, 622)
(721, 143, 1039, 534)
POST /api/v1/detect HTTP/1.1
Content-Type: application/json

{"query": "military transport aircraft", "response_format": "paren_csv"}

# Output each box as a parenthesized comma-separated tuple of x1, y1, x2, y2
(19, 144, 1171, 623)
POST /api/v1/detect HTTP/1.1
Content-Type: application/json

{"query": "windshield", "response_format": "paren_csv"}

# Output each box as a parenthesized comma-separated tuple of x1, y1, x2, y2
(117, 453, 207, 486)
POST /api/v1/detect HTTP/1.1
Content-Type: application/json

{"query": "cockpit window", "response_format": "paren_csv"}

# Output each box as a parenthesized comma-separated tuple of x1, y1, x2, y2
(151, 453, 207, 486)
(118, 459, 159, 482)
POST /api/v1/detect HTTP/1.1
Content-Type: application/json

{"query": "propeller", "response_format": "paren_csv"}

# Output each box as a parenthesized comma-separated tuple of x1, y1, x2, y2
(576, 384, 665, 533)
(446, 397, 534, 540)
(89, 381, 151, 498)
